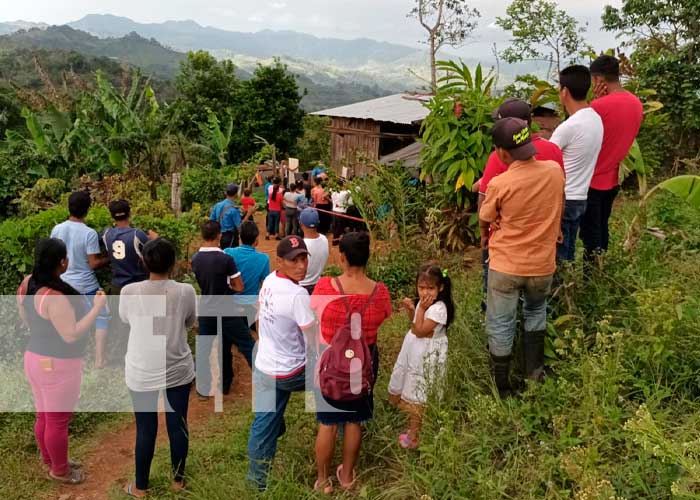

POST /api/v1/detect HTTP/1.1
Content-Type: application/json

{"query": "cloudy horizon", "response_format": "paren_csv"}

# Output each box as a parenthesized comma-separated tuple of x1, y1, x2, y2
(1, 0, 624, 57)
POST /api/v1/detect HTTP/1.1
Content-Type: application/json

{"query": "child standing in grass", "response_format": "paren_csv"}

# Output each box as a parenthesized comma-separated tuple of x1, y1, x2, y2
(388, 263, 454, 449)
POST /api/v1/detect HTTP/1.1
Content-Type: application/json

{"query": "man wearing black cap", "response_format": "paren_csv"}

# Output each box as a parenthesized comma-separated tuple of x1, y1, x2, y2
(479, 117, 565, 397)
(477, 98, 565, 310)
(579, 55, 643, 265)
(209, 183, 243, 249)
(103, 199, 157, 294)
(247, 235, 316, 490)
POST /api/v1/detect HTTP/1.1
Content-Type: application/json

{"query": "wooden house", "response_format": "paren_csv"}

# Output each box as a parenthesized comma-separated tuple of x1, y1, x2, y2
(311, 94, 431, 177)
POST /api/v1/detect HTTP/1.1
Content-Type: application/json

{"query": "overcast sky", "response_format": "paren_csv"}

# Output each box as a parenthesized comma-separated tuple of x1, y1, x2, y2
(0, 0, 622, 55)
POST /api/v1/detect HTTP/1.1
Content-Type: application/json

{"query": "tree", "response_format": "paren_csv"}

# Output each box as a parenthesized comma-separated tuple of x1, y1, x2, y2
(496, 0, 589, 77)
(170, 51, 239, 138)
(294, 115, 331, 167)
(409, 0, 481, 92)
(231, 61, 305, 162)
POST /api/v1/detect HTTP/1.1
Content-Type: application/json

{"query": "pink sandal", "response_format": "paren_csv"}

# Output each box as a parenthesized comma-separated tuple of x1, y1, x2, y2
(336, 464, 357, 490)
(314, 477, 333, 494)
(399, 433, 419, 449)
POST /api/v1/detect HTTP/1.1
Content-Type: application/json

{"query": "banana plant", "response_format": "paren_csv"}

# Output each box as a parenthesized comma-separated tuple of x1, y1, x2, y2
(624, 175, 700, 251)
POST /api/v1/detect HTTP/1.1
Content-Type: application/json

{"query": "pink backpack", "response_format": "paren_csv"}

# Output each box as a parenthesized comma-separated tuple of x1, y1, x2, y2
(317, 278, 378, 401)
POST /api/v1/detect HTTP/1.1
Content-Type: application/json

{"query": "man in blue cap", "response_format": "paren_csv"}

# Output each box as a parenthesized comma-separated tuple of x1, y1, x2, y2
(210, 183, 242, 249)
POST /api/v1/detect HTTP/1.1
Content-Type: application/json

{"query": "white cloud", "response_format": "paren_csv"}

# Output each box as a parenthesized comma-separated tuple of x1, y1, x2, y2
(270, 2, 287, 9)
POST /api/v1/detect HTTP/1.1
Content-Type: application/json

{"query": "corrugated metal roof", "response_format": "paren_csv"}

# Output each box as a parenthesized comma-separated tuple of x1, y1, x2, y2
(310, 93, 432, 125)
(380, 141, 424, 168)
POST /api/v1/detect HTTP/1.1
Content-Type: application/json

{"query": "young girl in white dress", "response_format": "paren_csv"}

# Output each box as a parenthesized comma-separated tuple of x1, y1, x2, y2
(388, 263, 455, 449)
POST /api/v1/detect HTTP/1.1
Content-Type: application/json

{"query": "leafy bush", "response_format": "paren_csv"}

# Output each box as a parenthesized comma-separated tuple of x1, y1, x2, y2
(367, 246, 420, 301)
(13, 178, 66, 217)
(181, 165, 257, 211)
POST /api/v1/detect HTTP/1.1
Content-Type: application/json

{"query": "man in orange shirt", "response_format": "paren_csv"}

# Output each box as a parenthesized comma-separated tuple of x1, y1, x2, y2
(479, 118, 565, 397)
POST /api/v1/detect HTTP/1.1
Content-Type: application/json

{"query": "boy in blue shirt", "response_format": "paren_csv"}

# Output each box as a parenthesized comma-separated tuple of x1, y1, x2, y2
(51, 191, 110, 368)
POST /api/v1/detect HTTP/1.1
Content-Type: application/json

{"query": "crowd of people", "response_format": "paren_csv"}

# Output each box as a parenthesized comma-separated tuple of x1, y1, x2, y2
(14, 53, 642, 495)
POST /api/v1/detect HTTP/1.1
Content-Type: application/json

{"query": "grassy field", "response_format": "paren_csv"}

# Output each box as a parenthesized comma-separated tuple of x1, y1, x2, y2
(2, 192, 700, 499)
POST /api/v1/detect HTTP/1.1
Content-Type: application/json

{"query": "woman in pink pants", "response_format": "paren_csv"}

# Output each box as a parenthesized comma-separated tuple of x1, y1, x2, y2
(17, 238, 107, 485)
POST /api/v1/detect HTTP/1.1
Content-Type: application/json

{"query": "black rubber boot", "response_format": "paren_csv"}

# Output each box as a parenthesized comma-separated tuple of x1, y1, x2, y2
(523, 330, 546, 382)
(490, 353, 512, 399)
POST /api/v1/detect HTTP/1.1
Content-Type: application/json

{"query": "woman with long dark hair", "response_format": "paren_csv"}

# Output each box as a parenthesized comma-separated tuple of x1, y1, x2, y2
(266, 177, 283, 240)
(17, 238, 107, 485)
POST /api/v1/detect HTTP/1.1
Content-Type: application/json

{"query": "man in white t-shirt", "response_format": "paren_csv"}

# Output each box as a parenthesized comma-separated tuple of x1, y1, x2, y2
(298, 208, 329, 295)
(247, 235, 316, 491)
(551, 65, 604, 262)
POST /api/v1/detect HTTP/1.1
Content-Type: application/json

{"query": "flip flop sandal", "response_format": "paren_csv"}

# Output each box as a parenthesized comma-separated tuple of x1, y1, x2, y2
(45, 459, 82, 471)
(399, 433, 419, 449)
(313, 477, 333, 495)
(336, 464, 357, 491)
(48, 467, 85, 485)
(123, 482, 147, 498)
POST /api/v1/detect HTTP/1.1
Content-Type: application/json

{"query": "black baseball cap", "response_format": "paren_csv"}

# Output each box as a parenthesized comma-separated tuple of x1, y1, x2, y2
(108, 199, 130, 220)
(277, 235, 309, 260)
(492, 117, 538, 161)
(492, 98, 532, 123)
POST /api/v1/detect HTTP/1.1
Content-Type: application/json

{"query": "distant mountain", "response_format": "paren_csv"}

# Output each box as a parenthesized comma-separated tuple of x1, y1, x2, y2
(0, 21, 48, 35)
(0, 25, 188, 80)
(69, 14, 418, 67)
(0, 25, 392, 110)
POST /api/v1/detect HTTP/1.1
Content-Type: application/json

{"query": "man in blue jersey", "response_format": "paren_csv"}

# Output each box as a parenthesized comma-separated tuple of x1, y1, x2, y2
(210, 183, 243, 250)
(103, 199, 158, 294)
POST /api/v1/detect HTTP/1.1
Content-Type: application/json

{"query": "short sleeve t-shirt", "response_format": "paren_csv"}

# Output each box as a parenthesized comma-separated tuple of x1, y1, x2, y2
(210, 199, 242, 232)
(256, 272, 316, 377)
(550, 107, 604, 200)
(240, 197, 256, 213)
(119, 279, 196, 392)
(102, 227, 149, 288)
(224, 245, 271, 304)
(283, 191, 298, 209)
(479, 134, 565, 195)
(50, 220, 101, 293)
(417, 301, 448, 339)
(479, 159, 565, 276)
(268, 188, 283, 211)
(589, 91, 644, 190)
(331, 190, 350, 213)
(300, 234, 329, 287)
(191, 248, 240, 296)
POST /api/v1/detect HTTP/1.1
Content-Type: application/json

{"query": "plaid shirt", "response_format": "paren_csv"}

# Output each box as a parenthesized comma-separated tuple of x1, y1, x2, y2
(310, 277, 392, 345)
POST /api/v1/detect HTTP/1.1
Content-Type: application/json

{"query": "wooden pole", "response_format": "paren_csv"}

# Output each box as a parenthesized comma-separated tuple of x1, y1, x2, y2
(171, 172, 182, 215)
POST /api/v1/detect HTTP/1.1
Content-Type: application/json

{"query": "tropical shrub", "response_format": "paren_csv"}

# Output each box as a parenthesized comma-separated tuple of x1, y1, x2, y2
(419, 60, 499, 208)
(13, 178, 66, 217)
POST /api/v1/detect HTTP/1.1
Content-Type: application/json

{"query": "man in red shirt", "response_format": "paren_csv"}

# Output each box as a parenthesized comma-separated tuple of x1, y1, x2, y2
(477, 98, 564, 310)
(579, 55, 643, 263)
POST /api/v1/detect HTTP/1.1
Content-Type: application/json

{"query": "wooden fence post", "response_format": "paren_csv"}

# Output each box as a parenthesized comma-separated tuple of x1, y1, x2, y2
(171, 172, 182, 215)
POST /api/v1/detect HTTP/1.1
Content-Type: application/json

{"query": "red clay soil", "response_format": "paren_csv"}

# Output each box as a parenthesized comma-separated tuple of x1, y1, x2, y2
(55, 352, 252, 500)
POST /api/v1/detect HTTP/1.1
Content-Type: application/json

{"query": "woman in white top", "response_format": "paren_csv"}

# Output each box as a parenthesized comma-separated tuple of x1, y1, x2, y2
(283, 181, 302, 236)
(119, 238, 196, 497)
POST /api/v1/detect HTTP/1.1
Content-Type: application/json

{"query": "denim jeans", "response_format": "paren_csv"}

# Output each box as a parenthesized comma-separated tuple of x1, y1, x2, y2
(285, 207, 298, 236)
(579, 186, 620, 260)
(267, 210, 281, 236)
(557, 199, 587, 262)
(196, 316, 255, 396)
(486, 269, 553, 357)
(247, 367, 307, 490)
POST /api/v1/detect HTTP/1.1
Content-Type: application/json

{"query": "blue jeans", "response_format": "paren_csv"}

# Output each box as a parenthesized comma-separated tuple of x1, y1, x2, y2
(247, 367, 307, 490)
(557, 199, 587, 262)
(486, 269, 553, 357)
(267, 210, 280, 236)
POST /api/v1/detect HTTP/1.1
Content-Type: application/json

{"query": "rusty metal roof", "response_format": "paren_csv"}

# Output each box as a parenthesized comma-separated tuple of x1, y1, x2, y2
(310, 93, 432, 125)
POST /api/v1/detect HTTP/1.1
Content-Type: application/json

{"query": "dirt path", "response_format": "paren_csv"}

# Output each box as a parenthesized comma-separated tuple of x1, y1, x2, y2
(55, 219, 338, 500)
(56, 353, 252, 500)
